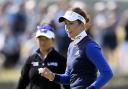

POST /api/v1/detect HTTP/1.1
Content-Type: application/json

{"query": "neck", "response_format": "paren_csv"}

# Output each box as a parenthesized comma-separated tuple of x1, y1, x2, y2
(75, 25, 85, 38)
(74, 28, 85, 39)
(40, 49, 49, 57)
(73, 30, 87, 44)
(77, 29, 84, 36)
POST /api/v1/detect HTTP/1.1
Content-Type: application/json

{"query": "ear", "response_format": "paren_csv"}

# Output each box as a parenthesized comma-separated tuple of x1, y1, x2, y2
(51, 38, 55, 42)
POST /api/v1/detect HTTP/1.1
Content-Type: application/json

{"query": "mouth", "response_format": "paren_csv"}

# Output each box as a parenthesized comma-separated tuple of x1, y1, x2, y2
(68, 31, 74, 38)
(69, 31, 73, 35)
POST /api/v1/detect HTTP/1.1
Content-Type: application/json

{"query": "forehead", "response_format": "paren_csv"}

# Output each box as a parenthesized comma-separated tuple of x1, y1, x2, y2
(64, 19, 78, 24)
(38, 36, 50, 40)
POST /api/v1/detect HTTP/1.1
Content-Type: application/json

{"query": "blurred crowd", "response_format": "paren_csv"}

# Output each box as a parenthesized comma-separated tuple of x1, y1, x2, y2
(0, 0, 128, 77)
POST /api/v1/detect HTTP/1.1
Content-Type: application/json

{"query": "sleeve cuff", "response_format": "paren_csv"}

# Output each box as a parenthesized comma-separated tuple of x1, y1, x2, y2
(53, 74, 60, 82)
(86, 86, 96, 89)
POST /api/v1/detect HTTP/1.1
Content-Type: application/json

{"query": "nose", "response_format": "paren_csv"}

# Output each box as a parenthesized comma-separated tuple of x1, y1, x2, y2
(40, 41, 45, 45)
(39, 39, 46, 44)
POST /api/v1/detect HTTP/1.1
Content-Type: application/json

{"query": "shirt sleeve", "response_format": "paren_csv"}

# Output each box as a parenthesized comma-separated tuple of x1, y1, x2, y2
(85, 42, 113, 89)
(16, 57, 31, 89)
(53, 65, 70, 85)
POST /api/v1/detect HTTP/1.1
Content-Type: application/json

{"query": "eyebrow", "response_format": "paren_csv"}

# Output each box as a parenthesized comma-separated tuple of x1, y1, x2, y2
(64, 20, 75, 25)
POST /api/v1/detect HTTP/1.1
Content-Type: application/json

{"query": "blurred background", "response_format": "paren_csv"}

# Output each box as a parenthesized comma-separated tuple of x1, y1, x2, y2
(0, 0, 128, 89)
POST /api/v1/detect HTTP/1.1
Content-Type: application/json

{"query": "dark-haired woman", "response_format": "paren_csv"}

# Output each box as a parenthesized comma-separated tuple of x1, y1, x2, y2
(17, 24, 69, 89)
(39, 8, 113, 89)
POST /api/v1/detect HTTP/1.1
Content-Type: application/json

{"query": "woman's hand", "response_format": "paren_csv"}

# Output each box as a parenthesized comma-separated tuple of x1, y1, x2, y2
(38, 67, 55, 81)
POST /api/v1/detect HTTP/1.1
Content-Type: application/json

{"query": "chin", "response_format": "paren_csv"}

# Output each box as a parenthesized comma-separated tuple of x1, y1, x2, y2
(68, 36, 74, 40)
(70, 36, 75, 40)
(68, 34, 75, 40)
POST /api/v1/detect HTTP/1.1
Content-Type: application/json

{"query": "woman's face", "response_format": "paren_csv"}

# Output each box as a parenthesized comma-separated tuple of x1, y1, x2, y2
(37, 36, 53, 51)
(64, 20, 82, 40)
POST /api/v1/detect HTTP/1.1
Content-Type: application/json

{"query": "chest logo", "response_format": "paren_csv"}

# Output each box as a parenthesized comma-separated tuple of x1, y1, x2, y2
(31, 62, 39, 66)
(47, 62, 58, 67)
(74, 50, 80, 57)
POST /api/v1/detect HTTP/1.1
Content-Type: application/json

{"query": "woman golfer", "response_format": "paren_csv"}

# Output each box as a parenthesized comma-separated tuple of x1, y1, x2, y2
(39, 8, 113, 89)
(17, 24, 69, 89)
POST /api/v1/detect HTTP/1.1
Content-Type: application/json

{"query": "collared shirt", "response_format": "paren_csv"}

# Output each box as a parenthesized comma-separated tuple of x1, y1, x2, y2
(54, 32, 113, 89)
(36, 48, 53, 61)
(17, 48, 68, 89)
(73, 30, 87, 45)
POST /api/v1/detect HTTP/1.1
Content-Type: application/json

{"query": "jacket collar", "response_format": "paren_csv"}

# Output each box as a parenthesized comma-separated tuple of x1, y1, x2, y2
(73, 30, 87, 45)
(36, 48, 53, 60)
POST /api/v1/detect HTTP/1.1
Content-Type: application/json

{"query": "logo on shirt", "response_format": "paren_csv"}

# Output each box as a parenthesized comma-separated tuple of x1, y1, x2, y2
(74, 50, 80, 57)
(47, 62, 58, 67)
(31, 62, 39, 66)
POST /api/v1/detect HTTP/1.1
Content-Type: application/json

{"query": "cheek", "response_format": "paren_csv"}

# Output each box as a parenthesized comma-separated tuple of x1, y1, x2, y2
(70, 25, 79, 34)
(73, 24, 79, 29)
(39, 41, 46, 46)
(70, 24, 79, 31)
(42, 41, 52, 47)
(39, 42, 43, 47)
(66, 25, 75, 32)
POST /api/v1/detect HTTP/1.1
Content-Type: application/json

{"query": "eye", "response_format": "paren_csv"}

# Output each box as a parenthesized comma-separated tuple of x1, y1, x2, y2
(68, 22, 74, 25)
(64, 20, 74, 25)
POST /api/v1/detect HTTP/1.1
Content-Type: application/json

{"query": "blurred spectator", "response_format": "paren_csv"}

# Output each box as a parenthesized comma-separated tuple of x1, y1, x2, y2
(117, 10, 128, 75)
(37, 0, 47, 24)
(25, 0, 37, 32)
(69, 0, 87, 10)
(93, 1, 108, 45)
(102, 1, 119, 70)
(0, 3, 8, 67)
(19, 30, 38, 65)
(52, 0, 71, 57)
(10, 2, 27, 37)
(2, 31, 20, 68)
(92, 1, 120, 71)
(1, 2, 27, 68)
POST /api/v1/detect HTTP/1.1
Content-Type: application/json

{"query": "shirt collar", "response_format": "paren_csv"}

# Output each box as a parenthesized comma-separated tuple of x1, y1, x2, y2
(36, 48, 53, 60)
(73, 30, 87, 45)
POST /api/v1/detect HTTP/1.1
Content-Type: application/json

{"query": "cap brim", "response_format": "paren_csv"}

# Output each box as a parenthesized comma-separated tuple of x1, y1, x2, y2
(36, 33, 51, 39)
(59, 16, 78, 23)
(58, 11, 86, 24)
(36, 30, 55, 39)
(58, 17, 66, 23)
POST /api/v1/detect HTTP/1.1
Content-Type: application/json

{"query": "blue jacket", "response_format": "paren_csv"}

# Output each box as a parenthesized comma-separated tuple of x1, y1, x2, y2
(54, 36, 113, 89)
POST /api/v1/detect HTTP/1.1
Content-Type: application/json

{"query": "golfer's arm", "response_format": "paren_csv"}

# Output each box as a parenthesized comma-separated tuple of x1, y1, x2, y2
(86, 42, 113, 89)
(53, 67, 70, 85)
